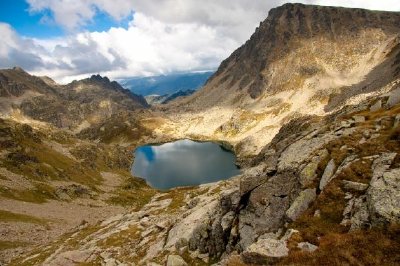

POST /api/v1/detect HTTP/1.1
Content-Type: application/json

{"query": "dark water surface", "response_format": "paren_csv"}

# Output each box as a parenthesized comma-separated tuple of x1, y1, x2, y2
(131, 139, 240, 190)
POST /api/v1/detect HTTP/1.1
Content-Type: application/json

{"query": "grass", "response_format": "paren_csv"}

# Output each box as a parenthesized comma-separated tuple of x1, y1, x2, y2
(0, 183, 57, 203)
(0, 210, 48, 225)
(0, 240, 28, 251)
(107, 175, 155, 209)
(280, 103, 400, 265)
(279, 225, 400, 265)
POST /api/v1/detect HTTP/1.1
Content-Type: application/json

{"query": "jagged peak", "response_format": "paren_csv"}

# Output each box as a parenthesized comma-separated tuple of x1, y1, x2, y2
(12, 66, 27, 73)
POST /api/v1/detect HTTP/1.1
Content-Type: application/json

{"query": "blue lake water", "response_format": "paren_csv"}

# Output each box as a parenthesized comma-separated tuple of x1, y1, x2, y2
(131, 139, 240, 190)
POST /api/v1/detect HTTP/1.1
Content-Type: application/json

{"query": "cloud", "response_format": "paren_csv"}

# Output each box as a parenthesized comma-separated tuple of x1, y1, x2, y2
(0, 23, 48, 69)
(1, 0, 399, 83)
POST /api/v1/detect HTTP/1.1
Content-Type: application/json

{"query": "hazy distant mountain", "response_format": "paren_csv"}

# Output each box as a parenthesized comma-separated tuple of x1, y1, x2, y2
(144, 89, 196, 105)
(119, 72, 213, 96)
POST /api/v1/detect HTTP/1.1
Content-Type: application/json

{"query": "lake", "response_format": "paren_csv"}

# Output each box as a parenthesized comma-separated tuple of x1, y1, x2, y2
(131, 139, 240, 190)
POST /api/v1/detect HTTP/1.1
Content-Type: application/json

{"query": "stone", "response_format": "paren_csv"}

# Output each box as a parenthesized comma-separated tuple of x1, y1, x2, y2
(286, 189, 317, 221)
(299, 149, 329, 187)
(242, 238, 289, 264)
(281, 228, 299, 241)
(277, 134, 335, 171)
(297, 242, 318, 252)
(187, 198, 200, 209)
(371, 153, 397, 183)
(394, 114, 400, 128)
(221, 211, 235, 231)
(342, 180, 369, 192)
(341, 120, 355, 128)
(386, 87, 400, 108)
(166, 255, 188, 266)
(238, 172, 297, 250)
(314, 209, 321, 218)
(363, 130, 371, 139)
(353, 115, 366, 123)
(368, 168, 400, 226)
(370, 99, 382, 112)
(349, 196, 370, 231)
(319, 159, 336, 190)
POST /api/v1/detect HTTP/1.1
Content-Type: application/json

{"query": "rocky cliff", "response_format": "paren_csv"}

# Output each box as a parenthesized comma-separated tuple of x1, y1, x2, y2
(169, 3, 400, 156)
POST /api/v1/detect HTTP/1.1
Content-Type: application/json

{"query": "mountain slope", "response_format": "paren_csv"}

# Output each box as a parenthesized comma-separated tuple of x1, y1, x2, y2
(0, 70, 148, 129)
(168, 3, 400, 156)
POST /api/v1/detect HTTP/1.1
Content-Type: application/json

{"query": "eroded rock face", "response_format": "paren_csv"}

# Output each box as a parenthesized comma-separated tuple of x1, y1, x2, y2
(166, 255, 188, 266)
(319, 159, 336, 190)
(286, 188, 317, 221)
(238, 171, 299, 250)
(368, 167, 400, 226)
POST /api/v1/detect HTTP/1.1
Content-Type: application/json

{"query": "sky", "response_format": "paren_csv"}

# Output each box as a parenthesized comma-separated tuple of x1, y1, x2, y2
(0, 0, 399, 83)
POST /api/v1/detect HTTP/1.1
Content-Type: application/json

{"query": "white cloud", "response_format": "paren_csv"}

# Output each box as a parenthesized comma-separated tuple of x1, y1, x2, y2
(1, 1, 399, 83)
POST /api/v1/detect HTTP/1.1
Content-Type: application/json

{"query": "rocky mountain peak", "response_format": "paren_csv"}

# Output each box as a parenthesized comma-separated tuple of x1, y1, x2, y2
(203, 3, 400, 100)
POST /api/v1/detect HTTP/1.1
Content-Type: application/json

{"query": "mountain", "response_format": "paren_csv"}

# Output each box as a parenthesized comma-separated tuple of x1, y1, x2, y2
(1, 3, 400, 266)
(0, 70, 148, 129)
(119, 71, 213, 96)
(144, 89, 196, 105)
(172, 3, 400, 156)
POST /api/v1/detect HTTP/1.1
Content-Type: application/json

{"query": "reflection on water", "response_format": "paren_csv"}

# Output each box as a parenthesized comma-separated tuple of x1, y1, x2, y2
(131, 139, 240, 190)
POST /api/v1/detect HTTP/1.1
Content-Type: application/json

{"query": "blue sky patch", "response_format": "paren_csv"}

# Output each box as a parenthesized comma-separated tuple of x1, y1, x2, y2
(0, 0, 132, 38)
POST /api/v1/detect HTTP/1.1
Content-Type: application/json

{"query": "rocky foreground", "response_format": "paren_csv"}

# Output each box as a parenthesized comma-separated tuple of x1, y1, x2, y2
(0, 3, 400, 266)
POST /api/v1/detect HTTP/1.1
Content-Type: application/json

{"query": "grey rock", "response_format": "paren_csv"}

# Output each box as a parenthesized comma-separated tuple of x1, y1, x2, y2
(221, 211, 235, 231)
(297, 242, 318, 252)
(286, 189, 316, 221)
(363, 130, 371, 139)
(238, 172, 298, 250)
(299, 149, 329, 188)
(341, 120, 355, 128)
(187, 198, 200, 209)
(242, 238, 289, 264)
(166, 255, 188, 266)
(370, 99, 382, 112)
(353, 115, 365, 123)
(278, 134, 335, 171)
(281, 228, 299, 241)
(394, 114, 400, 128)
(349, 196, 370, 231)
(319, 159, 336, 190)
(386, 87, 400, 108)
(342, 180, 369, 192)
(368, 168, 400, 226)
(371, 153, 397, 183)
(341, 195, 371, 230)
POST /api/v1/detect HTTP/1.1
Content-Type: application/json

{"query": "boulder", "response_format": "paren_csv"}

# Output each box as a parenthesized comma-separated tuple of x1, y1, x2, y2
(242, 238, 289, 264)
(299, 149, 329, 188)
(370, 99, 382, 112)
(166, 255, 188, 266)
(297, 242, 318, 252)
(319, 159, 336, 190)
(238, 172, 298, 250)
(342, 180, 369, 192)
(353, 115, 366, 123)
(221, 211, 235, 231)
(368, 168, 400, 226)
(386, 87, 400, 108)
(286, 189, 317, 221)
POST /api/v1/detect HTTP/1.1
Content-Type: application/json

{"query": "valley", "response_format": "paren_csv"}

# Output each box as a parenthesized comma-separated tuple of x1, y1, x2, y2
(0, 3, 400, 266)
